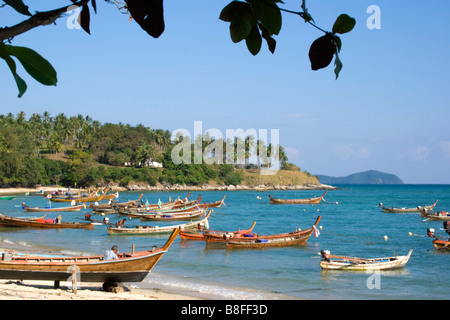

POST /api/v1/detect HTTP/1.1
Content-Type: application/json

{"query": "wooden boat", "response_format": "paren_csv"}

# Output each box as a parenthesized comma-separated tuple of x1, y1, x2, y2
(90, 194, 144, 214)
(0, 214, 94, 229)
(432, 239, 450, 250)
(427, 223, 450, 250)
(223, 216, 321, 248)
(319, 249, 413, 270)
(204, 195, 226, 208)
(22, 202, 87, 212)
(50, 189, 117, 203)
(0, 196, 15, 200)
(137, 207, 207, 222)
(108, 211, 212, 235)
(90, 193, 144, 210)
(0, 229, 179, 283)
(133, 193, 194, 211)
(180, 221, 256, 240)
(379, 200, 438, 213)
(268, 192, 327, 205)
(420, 209, 450, 221)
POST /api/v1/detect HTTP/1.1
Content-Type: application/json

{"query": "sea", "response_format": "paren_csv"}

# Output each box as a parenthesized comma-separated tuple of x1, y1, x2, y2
(1, 185, 449, 300)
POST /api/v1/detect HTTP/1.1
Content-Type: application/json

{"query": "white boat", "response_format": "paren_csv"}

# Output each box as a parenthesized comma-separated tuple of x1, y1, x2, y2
(319, 249, 413, 271)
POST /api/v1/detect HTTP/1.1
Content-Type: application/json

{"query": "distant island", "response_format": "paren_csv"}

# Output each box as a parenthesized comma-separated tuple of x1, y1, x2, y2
(316, 170, 403, 185)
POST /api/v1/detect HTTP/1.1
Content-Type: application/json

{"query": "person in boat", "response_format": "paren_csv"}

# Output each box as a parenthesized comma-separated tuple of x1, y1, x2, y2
(55, 215, 62, 224)
(104, 245, 119, 260)
(115, 218, 126, 227)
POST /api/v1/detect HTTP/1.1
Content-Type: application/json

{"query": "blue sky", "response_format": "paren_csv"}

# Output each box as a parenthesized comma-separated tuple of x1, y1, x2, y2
(1, 0, 450, 183)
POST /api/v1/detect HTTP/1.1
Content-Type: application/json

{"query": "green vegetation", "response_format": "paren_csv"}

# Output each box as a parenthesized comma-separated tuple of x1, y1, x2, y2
(0, 112, 313, 188)
(316, 170, 403, 185)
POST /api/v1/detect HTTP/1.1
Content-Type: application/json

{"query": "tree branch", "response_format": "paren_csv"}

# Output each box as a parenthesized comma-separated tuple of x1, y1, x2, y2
(0, 0, 90, 41)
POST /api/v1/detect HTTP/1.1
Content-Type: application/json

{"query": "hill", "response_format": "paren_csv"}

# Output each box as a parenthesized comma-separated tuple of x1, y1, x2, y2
(239, 168, 320, 188)
(316, 170, 403, 185)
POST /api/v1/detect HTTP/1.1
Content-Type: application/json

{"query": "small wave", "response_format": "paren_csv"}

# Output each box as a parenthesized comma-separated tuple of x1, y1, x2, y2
(140, 272, 298, 300)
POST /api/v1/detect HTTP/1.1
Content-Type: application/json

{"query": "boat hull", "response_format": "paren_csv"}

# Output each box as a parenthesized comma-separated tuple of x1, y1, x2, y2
(0, 214, 94, 229)
(223, 217, 321, 249)
(320, 250, 413, 271)
(433, 239, 450, 250)
(269, 192, 327, 205)
(0, 229, 179, 283)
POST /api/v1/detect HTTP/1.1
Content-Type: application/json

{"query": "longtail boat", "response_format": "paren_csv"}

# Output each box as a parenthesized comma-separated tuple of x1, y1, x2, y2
(138, 207, 207, 222)
(22, 202, 87, 212)
(432, 239, 450, 250)
(0, 196, 15, 200)
(50, 189, 117, 203)
(268, 192, 327, 205)
(223, 216, 321, 249)
(319, 249, 413, 271)
(0, 214, 94, 229)
(420, 209, 450, 221)
(379, 200, 438, 213)
(427, 223, 450, 250)
(180, 221, 256, 240)
(90, 193, 143, 210)
(90, 194, 144, 214)
(204, 195, 226, 208)
(0, 229, 179, 283)
(135, 193, 194, 211)
(108, 211, 212, 235)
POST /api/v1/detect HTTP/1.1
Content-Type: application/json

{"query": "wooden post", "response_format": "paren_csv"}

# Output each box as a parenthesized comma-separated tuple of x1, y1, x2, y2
(132, 243, 135, 255)
(54, 280, 60, 289)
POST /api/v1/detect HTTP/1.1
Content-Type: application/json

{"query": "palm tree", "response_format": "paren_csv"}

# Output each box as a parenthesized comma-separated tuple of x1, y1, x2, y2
(244, 134, 256, 166)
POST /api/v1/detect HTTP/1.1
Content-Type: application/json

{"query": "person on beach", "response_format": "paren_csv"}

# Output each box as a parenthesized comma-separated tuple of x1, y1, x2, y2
(103, 245, 119, 260)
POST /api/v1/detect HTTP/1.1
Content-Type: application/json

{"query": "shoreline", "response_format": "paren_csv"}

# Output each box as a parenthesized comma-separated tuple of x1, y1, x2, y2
(0, 183, 338, 196)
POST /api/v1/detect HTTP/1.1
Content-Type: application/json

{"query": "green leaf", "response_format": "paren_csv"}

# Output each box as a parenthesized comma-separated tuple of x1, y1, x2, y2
(219, 1, 247, 22)
(229, 3, 253, 43)
(3, 0, 32, 16)
(333, 35, 342, 53)
(259, 24, 276, 54)
(254, 0, 282, 35)
(245, 24, 262, 55)
(334, 51, 343, 79)
(5, 45, 57, 86)
(78, 4, 91, 35)
(0, 43, 27, 97)
(308, 34, 335, 71)
(332, 14, 356, 34)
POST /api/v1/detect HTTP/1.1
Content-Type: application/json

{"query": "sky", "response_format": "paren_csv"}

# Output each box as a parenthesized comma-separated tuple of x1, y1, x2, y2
(1, 0, 450, 184)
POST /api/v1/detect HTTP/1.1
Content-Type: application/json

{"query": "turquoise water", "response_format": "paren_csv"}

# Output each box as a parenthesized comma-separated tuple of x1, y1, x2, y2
(1, 185, 449, 300)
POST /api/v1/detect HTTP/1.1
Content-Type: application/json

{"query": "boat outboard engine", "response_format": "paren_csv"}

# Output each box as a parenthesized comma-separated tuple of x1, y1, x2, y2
(427, 228, 435, 238)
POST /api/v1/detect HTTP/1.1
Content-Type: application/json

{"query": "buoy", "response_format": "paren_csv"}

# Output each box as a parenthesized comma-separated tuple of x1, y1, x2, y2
(408, 232, 412, 236)
(319, 226, 323, 229)
(383, 235, 389, 240)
